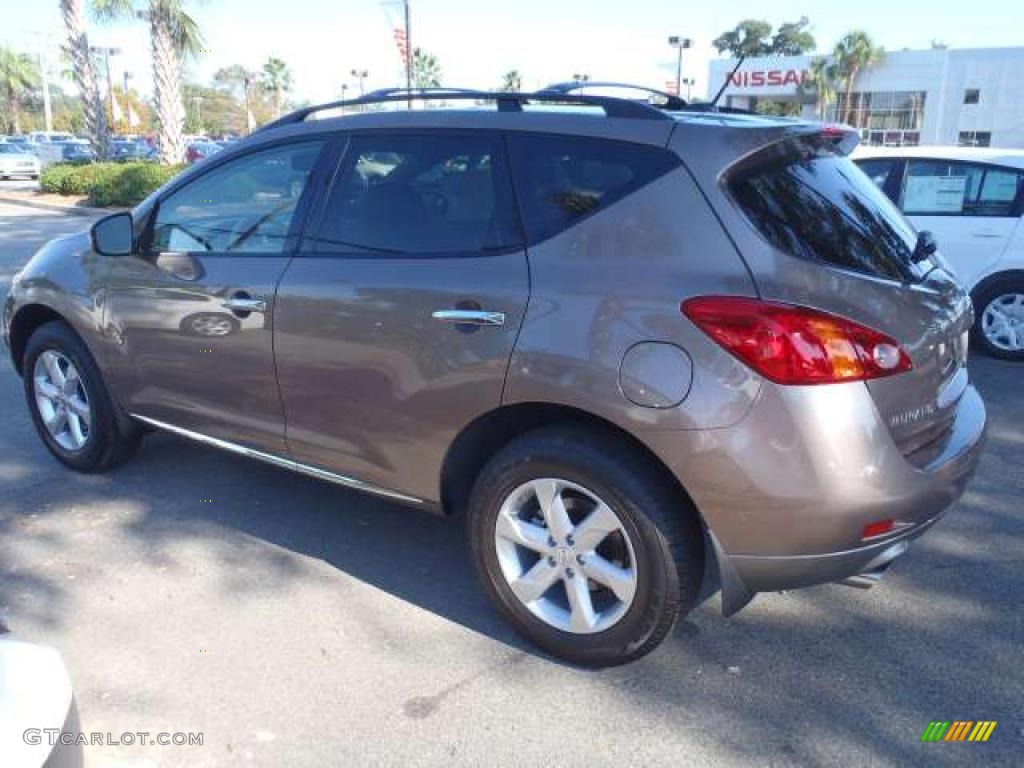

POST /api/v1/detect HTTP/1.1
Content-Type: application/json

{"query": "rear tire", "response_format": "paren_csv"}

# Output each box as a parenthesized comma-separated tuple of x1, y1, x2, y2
(467, 427, 703, 667)
(972, 276, 1024, 361)
(23, 320, 141, 472)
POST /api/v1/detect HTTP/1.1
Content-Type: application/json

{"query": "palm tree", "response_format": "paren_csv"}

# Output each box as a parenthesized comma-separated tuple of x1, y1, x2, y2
(411, 48, 441, 89)
(60, 0, 109, 158)
(0, 48, 38, 134)
(94, 0, 203, 165)
(500, 70, 522, 92)
(832, 31, 884, 126)
(260, 57, 292, 119)
(806, 56, 838, 122)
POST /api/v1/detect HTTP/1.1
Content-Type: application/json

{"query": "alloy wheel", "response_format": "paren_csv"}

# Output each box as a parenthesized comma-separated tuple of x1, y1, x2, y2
(981, 293, 1024, 352)
(33, 350, 92, 451)
(493, 478, 638, 634)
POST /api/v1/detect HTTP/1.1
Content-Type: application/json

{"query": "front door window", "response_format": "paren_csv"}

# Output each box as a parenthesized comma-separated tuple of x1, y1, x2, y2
(151, 140, 326, 254)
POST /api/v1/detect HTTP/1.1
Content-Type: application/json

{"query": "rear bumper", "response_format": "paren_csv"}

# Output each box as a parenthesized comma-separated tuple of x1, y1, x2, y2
(644, 378, 987, 613)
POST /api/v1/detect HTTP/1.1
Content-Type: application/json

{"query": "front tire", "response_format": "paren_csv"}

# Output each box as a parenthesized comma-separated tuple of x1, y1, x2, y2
(972, 276, 1024, 361)
(468, 427, 703, 667)
(23, 320, 140, 472)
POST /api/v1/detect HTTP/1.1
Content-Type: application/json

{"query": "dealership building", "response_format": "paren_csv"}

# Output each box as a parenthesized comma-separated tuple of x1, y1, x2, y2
(706, 46, 1024, 148)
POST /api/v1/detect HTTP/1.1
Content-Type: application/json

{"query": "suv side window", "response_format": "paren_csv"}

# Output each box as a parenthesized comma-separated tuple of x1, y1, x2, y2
(506, 134, 681, 243)
(903, 159, 1024, 217)
(150, 140, 326, 254)
(311, 133, 521, 255)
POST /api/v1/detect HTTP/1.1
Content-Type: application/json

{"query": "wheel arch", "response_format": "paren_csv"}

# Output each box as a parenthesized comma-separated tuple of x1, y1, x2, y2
(7, 303, 66, 376)
(442, 401, 722, 609)
(970, 268, 1024, 304)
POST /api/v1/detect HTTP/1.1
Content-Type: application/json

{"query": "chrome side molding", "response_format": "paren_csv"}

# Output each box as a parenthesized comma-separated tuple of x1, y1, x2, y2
(130, 414, 424, 505)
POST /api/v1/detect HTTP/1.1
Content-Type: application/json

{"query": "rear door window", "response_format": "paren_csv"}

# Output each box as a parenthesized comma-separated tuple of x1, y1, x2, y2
(506, 134, 681, 243)
(311, 133, 522, 256)
(729, 138, 918, 282)
(902, 159, 1023, 217)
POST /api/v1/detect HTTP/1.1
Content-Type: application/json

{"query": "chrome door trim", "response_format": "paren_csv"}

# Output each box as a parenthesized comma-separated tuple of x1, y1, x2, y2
(130, 414, 424, 505)
(431, 309, 506, 326)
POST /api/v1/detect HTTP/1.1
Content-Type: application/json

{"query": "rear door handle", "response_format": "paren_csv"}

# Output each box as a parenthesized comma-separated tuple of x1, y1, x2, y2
(432, 309, 505, 326)
(222, 296, 266, 314)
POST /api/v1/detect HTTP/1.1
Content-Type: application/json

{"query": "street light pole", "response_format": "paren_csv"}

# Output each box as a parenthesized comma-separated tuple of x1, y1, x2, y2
(242, 73, 254, 134)
(404, 0, 412, 108)
(668, 36, 692, 98)
(90, 46, 121, 129)
(350, 69, 369, 97)
(27, 31, 53, 132)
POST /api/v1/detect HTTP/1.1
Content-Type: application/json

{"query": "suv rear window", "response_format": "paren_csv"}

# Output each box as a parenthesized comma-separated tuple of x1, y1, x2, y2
(730, 138, 918, 281)
(507, 134, 681, 243)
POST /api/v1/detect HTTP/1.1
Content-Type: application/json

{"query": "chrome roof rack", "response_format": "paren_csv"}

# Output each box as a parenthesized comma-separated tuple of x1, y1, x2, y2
(538, 81, 688, 111)
(258, 87, 673, 132)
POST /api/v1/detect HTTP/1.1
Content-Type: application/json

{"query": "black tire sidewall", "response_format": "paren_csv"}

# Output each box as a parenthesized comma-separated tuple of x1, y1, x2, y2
(469, 433, 693, 666)
(22, 322, 123, 471)
(972, 278, 1024, 361)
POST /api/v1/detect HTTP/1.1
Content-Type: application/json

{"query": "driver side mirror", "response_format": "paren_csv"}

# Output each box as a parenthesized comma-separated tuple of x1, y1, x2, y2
(90, 212, 134, 257)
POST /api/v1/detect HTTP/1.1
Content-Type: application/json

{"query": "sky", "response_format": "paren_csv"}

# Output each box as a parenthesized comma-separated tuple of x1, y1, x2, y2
(2, 0, 1023, 104)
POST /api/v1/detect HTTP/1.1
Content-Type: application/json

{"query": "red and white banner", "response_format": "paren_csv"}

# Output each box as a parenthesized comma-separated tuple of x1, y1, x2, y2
(381, 2, 409, 67)
(393, 27, 408, 64)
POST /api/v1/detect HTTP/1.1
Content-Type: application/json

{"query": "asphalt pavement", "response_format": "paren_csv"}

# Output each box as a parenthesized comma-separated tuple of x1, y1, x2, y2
(1, 201, 1021, 767)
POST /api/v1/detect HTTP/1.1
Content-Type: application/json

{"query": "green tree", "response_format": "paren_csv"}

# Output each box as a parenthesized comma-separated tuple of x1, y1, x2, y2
(94, 0, 203, 165)
(713, 18, 816, 57)
(412, 48, 441, 88)
(60, 0, 109, 156)
(214, 64, 262, 132)
(259, 57, 292, 119)
(0, 48, 38, 134)
(771, 17, 815, 56)
(806, 56, 838, 121)
(832, 31, 884, 125)
(500, 69, 522, 92)
(713, 20, 774, 57)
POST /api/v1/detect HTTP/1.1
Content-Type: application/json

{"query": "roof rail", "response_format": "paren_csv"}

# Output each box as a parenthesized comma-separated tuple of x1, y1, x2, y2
(257, 88, 672, 132)
(538, 81, 688, 111)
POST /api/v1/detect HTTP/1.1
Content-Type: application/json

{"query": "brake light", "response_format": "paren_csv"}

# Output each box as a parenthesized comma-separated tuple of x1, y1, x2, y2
(681, 297, 912, 385)
(862, 520, 895, 539)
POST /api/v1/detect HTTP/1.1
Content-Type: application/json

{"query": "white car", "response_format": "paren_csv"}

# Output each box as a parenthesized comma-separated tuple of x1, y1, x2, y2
(0, 143, 41, 179)
(854, 146, 1024, 360)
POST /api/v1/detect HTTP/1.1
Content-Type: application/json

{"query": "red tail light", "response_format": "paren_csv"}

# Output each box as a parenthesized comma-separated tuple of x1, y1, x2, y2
(681, 297, 912, 385)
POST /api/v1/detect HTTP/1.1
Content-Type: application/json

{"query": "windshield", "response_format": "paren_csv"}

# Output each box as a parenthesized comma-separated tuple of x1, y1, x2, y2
(729, 137, 920, 282)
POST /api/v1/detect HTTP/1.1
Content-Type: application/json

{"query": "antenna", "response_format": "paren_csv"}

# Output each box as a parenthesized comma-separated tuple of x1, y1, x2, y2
(709, 55, 746, 110)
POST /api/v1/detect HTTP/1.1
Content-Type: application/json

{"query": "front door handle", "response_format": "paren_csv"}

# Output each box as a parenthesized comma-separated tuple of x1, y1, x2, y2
(222, 296, 266, 315)
(432, 309, 505, 326)
(970, 229, 1002, 238)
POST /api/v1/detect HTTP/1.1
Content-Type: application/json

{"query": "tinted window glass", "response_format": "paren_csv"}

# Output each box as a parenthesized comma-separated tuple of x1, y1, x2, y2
(507, 134, 680, 243)
(730, 138, 917, 281)
(313, 134, 521, 255)
(151, 140, 325, 254)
